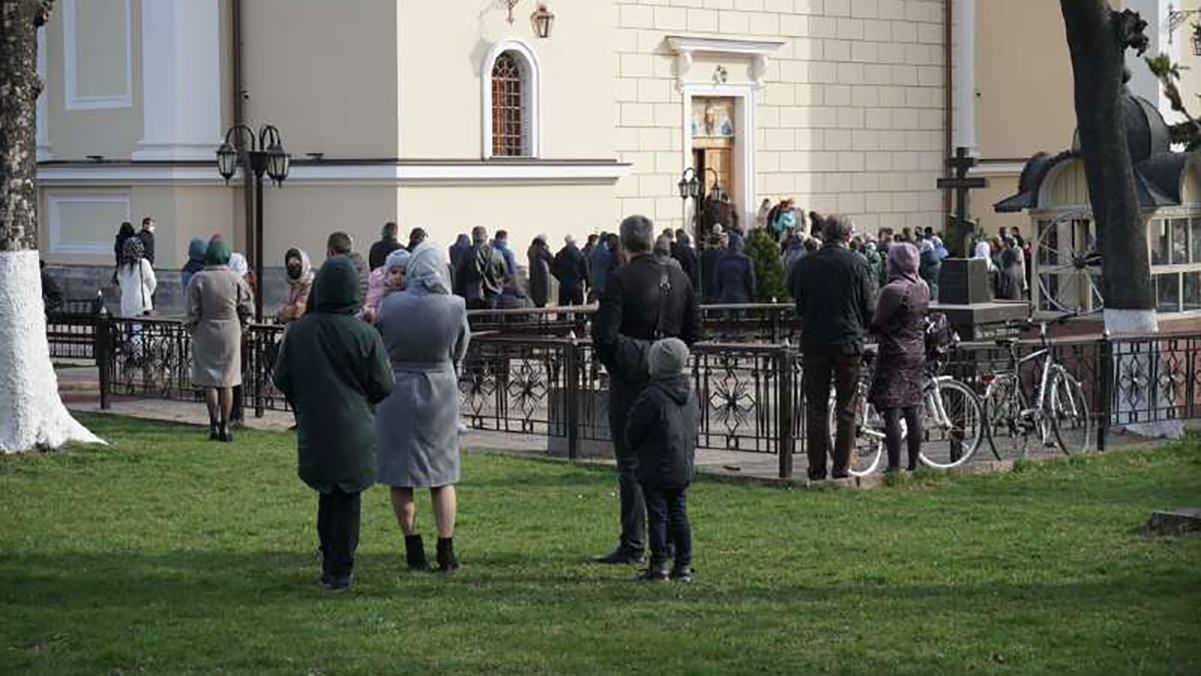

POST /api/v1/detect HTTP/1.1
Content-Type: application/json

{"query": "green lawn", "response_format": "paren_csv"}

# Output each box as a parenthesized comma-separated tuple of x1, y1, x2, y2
(1, 415, 1199, 675)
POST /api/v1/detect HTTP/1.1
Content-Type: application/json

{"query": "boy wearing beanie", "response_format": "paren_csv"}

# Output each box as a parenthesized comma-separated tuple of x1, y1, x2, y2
(625, 338, 699, 582)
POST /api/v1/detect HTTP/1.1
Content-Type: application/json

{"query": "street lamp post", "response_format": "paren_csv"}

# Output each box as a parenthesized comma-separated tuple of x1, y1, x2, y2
(216, 124, 290, 322)
(678, 166, 724, 297)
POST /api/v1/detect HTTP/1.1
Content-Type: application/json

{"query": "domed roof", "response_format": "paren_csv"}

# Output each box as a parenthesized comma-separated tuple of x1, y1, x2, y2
(1071, 93, 1171, 163)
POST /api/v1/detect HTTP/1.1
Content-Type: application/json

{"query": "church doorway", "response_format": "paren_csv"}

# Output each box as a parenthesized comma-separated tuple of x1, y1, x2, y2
(691, 97, 737, 208)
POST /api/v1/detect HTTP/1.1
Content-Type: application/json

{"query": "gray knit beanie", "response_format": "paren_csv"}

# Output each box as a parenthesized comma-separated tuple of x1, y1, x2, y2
(648, 337, 690, 379)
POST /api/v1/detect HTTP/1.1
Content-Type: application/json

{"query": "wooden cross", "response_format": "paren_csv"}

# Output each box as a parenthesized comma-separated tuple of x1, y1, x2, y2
(936, 147, 990, 256)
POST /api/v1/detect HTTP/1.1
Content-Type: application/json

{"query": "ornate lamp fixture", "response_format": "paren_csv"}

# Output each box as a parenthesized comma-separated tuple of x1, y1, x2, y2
(1193, 23, 1201, 56)
(531, 3, 555, 39)
(504, 0, 520, 24)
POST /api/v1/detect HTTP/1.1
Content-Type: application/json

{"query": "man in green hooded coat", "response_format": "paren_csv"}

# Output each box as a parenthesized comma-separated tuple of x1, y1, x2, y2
(273, 256, 395, 591)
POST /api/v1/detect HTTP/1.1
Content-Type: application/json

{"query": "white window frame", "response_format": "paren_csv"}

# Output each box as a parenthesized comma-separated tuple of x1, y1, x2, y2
(481, 39, 541, 160)
(63, 0, 134, 111)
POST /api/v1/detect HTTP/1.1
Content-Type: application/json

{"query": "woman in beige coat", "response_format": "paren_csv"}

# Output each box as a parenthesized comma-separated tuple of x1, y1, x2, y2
(186, 239, 254, 442)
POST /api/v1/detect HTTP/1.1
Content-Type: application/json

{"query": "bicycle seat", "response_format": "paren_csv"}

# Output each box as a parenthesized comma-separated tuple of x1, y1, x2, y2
(994, 337, 1020, 347)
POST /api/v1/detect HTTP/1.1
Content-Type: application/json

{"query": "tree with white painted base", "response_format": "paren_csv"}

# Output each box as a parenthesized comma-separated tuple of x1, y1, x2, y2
(1059, 1, 1181, 439)
(1, 0, 102, 452)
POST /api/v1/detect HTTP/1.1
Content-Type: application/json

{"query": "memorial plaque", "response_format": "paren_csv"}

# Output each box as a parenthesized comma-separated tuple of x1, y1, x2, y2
(938, 257, 992, 305)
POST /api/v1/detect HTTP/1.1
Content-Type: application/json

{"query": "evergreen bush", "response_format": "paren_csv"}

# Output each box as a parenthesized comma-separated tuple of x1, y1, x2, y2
(744, 228, 788, 302)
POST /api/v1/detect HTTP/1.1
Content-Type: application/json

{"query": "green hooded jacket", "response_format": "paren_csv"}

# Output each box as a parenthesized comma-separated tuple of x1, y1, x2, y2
(273, 256, 394, 493)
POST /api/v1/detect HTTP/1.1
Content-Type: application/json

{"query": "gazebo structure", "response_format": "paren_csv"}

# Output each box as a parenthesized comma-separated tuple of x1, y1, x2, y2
(996, 92, 1201, 319)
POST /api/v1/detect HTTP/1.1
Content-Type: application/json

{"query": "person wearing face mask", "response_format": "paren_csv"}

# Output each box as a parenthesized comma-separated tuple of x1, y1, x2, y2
(276, 248, 314, 325)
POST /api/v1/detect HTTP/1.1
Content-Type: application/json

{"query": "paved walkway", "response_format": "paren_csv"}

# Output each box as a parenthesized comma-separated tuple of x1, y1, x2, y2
(56, 365, 1159, 490)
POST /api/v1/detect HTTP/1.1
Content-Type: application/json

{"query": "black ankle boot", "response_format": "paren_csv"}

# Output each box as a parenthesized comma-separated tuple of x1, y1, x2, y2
(404, 534, 429, 571)
(219, 423, 234, 443)
(435, 537, 459, 572)
(208, 423, 219, 441)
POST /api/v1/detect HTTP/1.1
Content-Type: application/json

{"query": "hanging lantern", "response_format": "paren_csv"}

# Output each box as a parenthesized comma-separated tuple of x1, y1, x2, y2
(531, 3, 555, 39)
(265, 142, 290, 187)
(1192, 23, 1201, 56)
(215, 141, 238, 183)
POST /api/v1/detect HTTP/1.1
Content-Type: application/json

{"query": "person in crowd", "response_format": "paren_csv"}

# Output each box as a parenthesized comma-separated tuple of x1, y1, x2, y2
(869, 242, 930, 473)
(932, 235, 950, 260)
(186, 239, 253, 442)
(771, 199, 798, 240)
(553, 235, 589, 307)
(862, 239, 884, 292)
(40, 260, 63, 314)
(700, 228, 726, 303)
(997, 242, 1025, 301)
(918, 238, 942, 302)
(495, 276, 535, 325)
(492, 229, 518, 278)
(527, 235, 554, 308)
(369, 222, 403, 271)
(137, 217, 157, 265)
(583, 233, 599, 259)
(273, 255, 394, 592)
(790, 215, 876, 481)
(672, 229, 700, 290)
(116, 237, 156, 318)
(314, 232, 370, 313)
(448, 233, 472, 295)
(973, 239, 996, 276)
(363, 248, 411, 323)
(808, 211, 825, 239)
(626, 337, 698, 583)
(716, 232, 755, 304)
(587, 233, 615, 302)
(407, 227, 428, 253)
(276, 248, 314, 325)
(227, 252, 254, 427)
(782, 230, 806, 272)
(113, 221, 136, 283)
(756, 198, 773, 230)
(374, 242, 469, 573)
(654, 234, 682, 271)
(591, 215, 701, 565)
(181, 237, 207, 291)
(457, 226, 508, 309)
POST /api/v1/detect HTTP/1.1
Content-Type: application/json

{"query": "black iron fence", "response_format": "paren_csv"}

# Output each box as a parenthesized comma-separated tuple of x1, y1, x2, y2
(51, 310, 1201, 479)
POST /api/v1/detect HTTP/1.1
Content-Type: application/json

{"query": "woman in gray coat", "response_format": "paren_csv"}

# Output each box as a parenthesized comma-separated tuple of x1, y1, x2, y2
(186, 238, 254, 442)
(375, 241, 470, 572)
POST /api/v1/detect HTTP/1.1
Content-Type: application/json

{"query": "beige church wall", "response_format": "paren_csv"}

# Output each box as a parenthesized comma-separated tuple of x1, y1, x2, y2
(975, 173, 1031, 237)
(397, 184, 617, 257)
(397, 0, 615, 160)
(616, 0, 947, 235)
(43, 0, 145, 160)
(976, 0, 1075, 161)
(255, 186, 400, 269)
(242, 0, 399, 159)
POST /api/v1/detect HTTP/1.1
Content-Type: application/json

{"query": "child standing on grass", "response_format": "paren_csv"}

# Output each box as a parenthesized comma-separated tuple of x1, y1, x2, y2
(626, 338, 699, 582)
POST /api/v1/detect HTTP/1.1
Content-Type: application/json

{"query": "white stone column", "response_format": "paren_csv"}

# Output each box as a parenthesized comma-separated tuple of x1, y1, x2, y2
(953, 0, 977, 155)
(36, 27, 50, 161)
(132, 0, 222, 161)
(1126, 0, 1182, 124)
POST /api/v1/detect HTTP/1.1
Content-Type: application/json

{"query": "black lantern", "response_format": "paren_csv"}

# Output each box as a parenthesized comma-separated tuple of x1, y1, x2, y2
(677, 176, 690, 199)
(531, 3, 555, 38)
(689, 175, 702, 199)
(265, 142, 290, 186)
(216, 141, 238, 182)
(1192, 23, 1201, 56)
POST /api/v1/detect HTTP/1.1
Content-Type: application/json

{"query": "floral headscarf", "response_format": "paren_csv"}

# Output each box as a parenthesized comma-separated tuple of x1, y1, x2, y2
(120, 237, 145, 267)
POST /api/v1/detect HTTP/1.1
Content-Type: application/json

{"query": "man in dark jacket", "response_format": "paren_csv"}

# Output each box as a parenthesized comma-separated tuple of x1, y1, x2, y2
(137, 217, 157, 265)
(273, 256, 395, 592)
(526, 235, 554, 308)
(715, 232, 756, 304)
(587, 234, 616, 302)
(456, 226, 508, 309)
(40, 260, 63, 313)
(791, 215, 877, 480)
(552, 235, 588, 307)
(671, 229, 699, 290)
(369, 222, 403, 270)
(591, 215, 701, 565)
(700, 229, 726, 303)
(626, 337, 698, 582)
(309, 232, 370, 314)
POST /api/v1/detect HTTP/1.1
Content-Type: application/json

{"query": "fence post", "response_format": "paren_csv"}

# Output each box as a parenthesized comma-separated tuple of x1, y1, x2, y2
(253, 327, 265, 419)
(1099, 331, 1112, 451)
(777, 346, 795, 479)
(95, 309, 112, 411)
(564, 337, 580, 461)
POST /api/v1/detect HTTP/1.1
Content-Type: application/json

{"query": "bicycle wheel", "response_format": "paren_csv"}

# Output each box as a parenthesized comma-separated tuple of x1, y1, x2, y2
(918, 379, 985, 469)
(983, 375, 1030, 459)
(1049, 370, 1092, 454)
(829, 389, 884, 478)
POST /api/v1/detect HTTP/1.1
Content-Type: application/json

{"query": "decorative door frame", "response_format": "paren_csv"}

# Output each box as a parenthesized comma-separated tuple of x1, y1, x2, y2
(680, 83, 758, 234)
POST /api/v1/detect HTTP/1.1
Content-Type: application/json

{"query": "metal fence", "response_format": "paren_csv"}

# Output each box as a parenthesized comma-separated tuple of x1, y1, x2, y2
(52, 310, 1201, 479)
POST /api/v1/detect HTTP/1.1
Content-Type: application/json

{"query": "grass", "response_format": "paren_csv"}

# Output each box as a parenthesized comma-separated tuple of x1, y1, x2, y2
(1, 414, 1199, 675)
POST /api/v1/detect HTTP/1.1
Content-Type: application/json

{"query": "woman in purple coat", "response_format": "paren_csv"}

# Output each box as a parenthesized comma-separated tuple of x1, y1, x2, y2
(868, 242, 930, 472)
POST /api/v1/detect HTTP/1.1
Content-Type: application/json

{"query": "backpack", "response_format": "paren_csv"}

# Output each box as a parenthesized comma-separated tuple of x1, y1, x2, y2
(924, 312, 957, 360)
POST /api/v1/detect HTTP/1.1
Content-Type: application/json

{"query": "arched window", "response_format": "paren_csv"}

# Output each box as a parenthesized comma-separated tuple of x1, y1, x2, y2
(482, 40, 541, 159)
(491, 53, 526, 157)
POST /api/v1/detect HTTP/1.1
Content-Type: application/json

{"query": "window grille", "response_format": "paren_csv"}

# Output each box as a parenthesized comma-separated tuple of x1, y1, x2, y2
(491, 53, 525, 157)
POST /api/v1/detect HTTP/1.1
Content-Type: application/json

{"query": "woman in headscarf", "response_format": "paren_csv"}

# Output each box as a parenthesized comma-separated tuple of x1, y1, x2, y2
(918, 238, 942, 302)
(186, 238, 254, 442)
(116, 236, 156, 318)
(180, 237, 207, 291)
(869, 242, 930, 473)
(997, 242, 1025, 301)
(973, 239, 998, 299)
(113, 221, 136, 282)
(363, 248, 411, 322)
(374, 242, 470, 572)
(275, 248, 314, 325)
(226, 252, 253, 427)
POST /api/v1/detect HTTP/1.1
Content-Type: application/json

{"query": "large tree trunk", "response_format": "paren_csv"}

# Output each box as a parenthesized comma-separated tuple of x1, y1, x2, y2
(1, 0, 102, 452)
(1059, 1, 1180, 439)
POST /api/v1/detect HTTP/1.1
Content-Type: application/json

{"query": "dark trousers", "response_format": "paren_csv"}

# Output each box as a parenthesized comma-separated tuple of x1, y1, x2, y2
(316, 488, 361, 582)
(608, 378, 646, 554)
(558, 285, 584, 307)
(883, 407, 923, 471)
(643, 485, 691, 568)
(803, 345, 862, 479)
(230, 385, 244, 423)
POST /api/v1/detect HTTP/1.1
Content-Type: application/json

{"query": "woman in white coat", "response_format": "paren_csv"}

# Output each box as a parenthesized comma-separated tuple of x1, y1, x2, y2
(116, 237, 156, 317)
